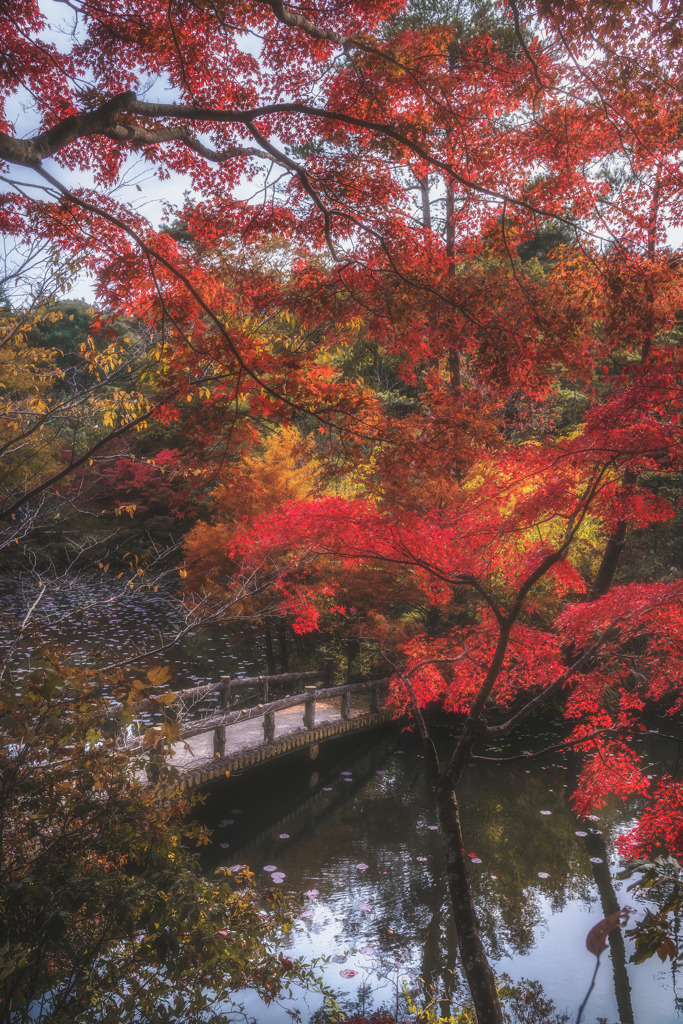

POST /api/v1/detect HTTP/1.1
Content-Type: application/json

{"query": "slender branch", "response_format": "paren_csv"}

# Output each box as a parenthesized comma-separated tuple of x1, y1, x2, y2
(472, 726, 615, 764)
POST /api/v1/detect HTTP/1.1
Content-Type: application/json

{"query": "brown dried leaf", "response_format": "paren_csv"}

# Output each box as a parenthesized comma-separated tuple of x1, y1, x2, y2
(586, 909, 629, 958)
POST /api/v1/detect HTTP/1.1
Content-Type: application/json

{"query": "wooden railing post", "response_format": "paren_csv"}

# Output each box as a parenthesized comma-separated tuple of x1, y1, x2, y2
(340, 690, 351, 721)
(263, 709, 275, 745)
(220, 676, 231, 710)
(370, 681, 380, 713)
(262, 676, 269, 703)
(214, 724, 226, 757)
(303, 684, 316, 730)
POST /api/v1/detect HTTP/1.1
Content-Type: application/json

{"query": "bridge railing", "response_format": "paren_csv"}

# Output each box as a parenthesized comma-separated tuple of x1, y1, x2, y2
(120, 674, 390, 758)
(182, 677, 390, 758)
(175, 664, 334, 721)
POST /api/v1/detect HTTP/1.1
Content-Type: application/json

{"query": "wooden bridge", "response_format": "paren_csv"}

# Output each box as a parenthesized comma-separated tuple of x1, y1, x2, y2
(123, 669, 394, 790)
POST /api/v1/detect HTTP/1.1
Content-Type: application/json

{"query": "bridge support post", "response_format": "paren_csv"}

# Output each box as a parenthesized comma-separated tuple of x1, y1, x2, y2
(304, 684, 316, 730)
(213, 725, 226, 758)
(340, 690, 351, 721)
(370, 682, 380, 714)
(264, 709, 275, 745)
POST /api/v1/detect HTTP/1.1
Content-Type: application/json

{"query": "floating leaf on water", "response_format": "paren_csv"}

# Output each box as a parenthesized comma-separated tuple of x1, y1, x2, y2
(355, 862, 369, 871)
(360, 946, 375, 956)
(323, 786, 333, 791)
(229, 864, 243, 872)
(263, 865, 277, 872)
(331, 954, 346, 964)
(220, 842, 230, 848)
(575, 831, 588, 837)
(375, 770, 386, 775)
(271, 872, 286, 883)
(343, 777, 353, 782)
(416, 856, 428, 862)
(470, 857, 482, 864)
(305, 889, 319, 898)
(590, 857, 604, 864)
(279, 833, 290, 839)
(540, 810, 552, 815)
(358, 902, 373, 912)
(340, 969, 358, 978)
(300, 909, 313, 919)
(428, 825, 438, 831)
(538, 872, 550, 879)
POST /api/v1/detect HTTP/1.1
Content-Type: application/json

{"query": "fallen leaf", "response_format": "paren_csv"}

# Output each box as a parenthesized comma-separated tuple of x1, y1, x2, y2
(586, 910, 629, 958)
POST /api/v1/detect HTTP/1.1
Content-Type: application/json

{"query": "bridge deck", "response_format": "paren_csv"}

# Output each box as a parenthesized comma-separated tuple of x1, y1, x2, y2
(171, 699, 357, 772)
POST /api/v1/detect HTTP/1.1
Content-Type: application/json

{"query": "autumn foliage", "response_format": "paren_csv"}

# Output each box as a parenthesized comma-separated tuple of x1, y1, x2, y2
(3, 1, 683, 1020)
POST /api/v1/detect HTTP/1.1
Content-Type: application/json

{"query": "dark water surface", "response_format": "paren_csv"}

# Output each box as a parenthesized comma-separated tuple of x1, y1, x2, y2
(0, 576, 266, 690)
(198, 726, 680, 1024)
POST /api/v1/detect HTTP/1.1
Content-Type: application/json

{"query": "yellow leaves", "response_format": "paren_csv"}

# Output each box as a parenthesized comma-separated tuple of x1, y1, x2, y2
(179, 568, 188, 578)
(147, 665, 172, 687)
(115, 504, 137, 518)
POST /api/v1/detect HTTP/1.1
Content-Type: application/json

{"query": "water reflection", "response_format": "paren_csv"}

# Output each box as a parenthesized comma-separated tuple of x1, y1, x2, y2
(198, 727, 680, 1023)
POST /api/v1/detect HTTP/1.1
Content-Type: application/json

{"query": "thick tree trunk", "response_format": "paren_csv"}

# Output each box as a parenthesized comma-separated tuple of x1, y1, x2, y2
(264, 623, 277, 675)
(587, 519, 627, 599)
(587, 471, 634, 600)
(277, 619, 289, 673)
(346, 636, 360, 683)
(436, 775, 503, 1024)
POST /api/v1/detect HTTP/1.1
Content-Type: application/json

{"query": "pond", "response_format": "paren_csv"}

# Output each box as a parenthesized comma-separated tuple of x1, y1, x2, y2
(0, 575, 267, 689)
(197, 724, 681, 1024)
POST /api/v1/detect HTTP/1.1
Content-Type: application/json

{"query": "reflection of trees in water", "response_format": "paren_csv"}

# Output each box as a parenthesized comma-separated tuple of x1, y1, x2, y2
(218, 727, 613, 978)
(454, 752, 594, 958)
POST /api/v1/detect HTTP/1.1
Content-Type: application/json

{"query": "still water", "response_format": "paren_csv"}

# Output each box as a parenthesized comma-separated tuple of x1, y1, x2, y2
(0, 576, 266, 688)
(198, 726, 681, 1024)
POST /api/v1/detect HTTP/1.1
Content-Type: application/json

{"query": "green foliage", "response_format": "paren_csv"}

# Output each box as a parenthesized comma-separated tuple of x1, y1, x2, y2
(0, 658, 312, 1023)
(619, 856, 683, 966)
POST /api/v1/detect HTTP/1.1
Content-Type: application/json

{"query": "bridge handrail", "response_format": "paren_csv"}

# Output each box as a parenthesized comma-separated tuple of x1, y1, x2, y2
(175, 669, 328, 704)
(180, 678, 387, 740)
(120, 676, 389, 752)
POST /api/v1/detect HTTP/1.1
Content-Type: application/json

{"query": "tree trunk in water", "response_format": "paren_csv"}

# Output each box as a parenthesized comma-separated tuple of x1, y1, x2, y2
(436, 775, 503, 1024)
